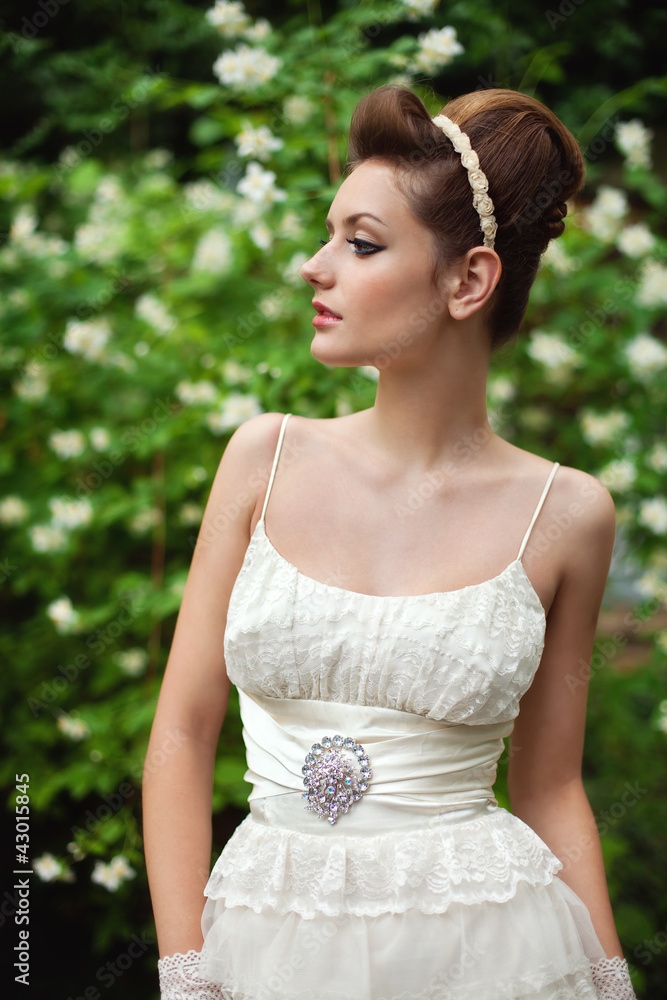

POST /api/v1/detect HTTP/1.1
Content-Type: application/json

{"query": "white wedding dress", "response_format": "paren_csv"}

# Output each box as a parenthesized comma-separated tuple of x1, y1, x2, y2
(197, 412, 608, 999)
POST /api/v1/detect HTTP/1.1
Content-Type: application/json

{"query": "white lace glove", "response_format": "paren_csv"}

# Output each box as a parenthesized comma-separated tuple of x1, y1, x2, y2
(157, 949, 225, 1000)
(590, 956, 637, 999)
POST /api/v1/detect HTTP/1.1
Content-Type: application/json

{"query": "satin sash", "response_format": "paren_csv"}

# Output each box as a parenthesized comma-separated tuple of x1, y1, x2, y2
(238, 689, 513, 833)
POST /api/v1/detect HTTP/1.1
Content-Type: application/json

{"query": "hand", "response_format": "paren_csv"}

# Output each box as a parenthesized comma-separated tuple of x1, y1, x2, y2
(590, 956, 636, 999)
(157, 949, 225, 1000)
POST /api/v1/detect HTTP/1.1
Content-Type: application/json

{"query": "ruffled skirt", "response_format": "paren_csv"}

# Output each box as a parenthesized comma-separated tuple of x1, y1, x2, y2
(198, 800, 606, 1000)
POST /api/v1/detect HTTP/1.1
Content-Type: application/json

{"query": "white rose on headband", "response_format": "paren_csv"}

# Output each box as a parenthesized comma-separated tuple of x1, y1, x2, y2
(460, 150, 480, 171)
(467, 169, 489, 192)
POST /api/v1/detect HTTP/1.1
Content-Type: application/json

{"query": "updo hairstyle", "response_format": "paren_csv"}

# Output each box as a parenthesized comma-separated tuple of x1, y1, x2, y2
(346, 86, 585, 349)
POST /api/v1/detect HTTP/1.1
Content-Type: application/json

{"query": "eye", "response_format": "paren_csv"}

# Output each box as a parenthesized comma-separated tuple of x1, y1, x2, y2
(346, 238, 384, 256)
(318, 238, 330, 247)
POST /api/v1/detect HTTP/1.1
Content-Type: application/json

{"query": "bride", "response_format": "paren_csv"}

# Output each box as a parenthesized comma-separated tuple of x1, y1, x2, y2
(144, 84, 636, 999)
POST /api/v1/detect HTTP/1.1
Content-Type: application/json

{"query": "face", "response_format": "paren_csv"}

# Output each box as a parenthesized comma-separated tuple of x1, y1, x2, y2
(300, 160, 452, 370)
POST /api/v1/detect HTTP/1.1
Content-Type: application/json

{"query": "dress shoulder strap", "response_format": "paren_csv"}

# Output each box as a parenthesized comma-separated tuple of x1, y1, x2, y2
(260, 413, 292, 523)
(517, 462, 560, 561)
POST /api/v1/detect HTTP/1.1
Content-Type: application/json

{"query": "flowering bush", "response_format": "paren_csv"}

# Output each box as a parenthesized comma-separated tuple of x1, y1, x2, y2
(1, 0, 665, 996)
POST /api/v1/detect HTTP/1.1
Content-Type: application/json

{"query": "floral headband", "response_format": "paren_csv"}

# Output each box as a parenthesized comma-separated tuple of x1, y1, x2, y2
(431, 115, 498, 250)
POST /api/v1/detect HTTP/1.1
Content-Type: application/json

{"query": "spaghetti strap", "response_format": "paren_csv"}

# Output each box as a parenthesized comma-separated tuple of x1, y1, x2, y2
(517, 462, 560, 561)
(260, 413, 292, 523)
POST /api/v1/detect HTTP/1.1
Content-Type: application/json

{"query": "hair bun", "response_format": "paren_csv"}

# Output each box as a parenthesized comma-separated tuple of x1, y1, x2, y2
(541, 199, 568, 241)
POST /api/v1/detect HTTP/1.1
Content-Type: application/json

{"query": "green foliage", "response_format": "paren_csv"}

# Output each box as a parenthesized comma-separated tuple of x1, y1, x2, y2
(1, 2, 666, 997)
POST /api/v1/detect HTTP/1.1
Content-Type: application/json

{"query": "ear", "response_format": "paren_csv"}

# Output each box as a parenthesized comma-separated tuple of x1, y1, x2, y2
(446, 247, 502, 321)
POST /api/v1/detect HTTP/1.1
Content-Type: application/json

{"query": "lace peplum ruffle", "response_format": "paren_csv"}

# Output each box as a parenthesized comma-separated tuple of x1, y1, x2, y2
(204, 808, 563, 919)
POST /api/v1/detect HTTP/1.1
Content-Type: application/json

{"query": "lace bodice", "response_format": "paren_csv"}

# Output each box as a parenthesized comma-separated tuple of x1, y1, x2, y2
(224, 414, 557, 726)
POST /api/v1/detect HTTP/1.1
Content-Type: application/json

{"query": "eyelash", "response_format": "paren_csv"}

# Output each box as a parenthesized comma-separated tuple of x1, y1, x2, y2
(318, 237, 383, 256)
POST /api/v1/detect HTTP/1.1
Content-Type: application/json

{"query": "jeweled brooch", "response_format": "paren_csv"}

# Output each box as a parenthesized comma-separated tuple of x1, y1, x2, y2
(302, 734, 372, 825)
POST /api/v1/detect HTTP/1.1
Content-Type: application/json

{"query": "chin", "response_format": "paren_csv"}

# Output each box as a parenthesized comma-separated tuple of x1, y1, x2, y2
(310, 339, 369, 369)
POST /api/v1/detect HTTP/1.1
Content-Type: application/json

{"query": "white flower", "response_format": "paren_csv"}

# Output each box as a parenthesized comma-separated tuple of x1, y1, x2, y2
(30, 524, 67, 553)
(282, 96, 313, 125)
(10, 206, 38, 243)
(235, 123, 283, 161)
(222, 360, 252, 383)
(205, 1, 250, 37)
(638, 497, 667, 535)
(236, 161, 286, 208)
(580, 409, 630, 447)
(183, 180, 236, 215)
(14, 360, 49, 401)
(401, 0, 440, 19)
(213, 44, 281, 91)
(410, 26, 464, 74)
(185, 465, 208, 486)
(541, 240, 578, 274)
(89, 427, 111, 451)
(616, 119, 652, 169)
(192, 229, 233, 273)
(637, 261, 667, 308)
(144, 148, 173, 170)
(282, 251, 309, 287)
(74, 222, 125, 264)
(258, 293, 286, 319)
(64, 318, 112, 362)
(647, 443, 667, 474)
(47, 596, 79, 633)
(526, 330, 580, 383)
(129, 508, 163, 535)
(91, 855, 136, 892)
(616, 222, 655, 259)
(488, 376, 515, 404)
(206, 393, 263, 434)
(636, 570, 667, 603)
(57, 714, 91, 740)
(250, 222, 273, 250)
(0, 495, 29, 525)
(597, 458, 636, 493)
(48, 496, 93, 530)
(583, 186, 628, 242)
(358, 365, 380, 381)
(113, 648, 148, 676)
(624, 332, 667, 379)
(135, 294, 176, 336)
(135, 341, 150, 357)
(176, 379, 218, 405)
(95, 177, 123, 203)
(34, 854, 64, 882)
(278, 210, 303, 239)
(179, 502, 203, 527)
(593, 186, 628, 219)
(243, 18, 271, 42)
(49, 429, 86, 459)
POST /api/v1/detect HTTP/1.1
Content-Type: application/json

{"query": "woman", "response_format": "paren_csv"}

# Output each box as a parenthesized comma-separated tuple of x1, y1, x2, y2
(144, 85, 637, 999)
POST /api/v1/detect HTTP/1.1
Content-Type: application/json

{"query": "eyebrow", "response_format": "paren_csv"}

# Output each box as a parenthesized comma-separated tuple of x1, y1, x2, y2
(324, 212, 388, 230)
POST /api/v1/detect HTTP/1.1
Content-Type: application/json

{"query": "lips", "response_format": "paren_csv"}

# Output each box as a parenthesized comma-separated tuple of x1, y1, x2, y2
(312, 300, 342, 319)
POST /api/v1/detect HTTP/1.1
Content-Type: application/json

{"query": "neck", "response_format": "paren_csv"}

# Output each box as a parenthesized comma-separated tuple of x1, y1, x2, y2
(364, 321, 495, 475)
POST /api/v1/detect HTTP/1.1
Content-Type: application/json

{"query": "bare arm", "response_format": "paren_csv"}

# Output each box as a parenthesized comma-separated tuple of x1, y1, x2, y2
(508, 470, 624, 958)
(142, 412, 284, 958)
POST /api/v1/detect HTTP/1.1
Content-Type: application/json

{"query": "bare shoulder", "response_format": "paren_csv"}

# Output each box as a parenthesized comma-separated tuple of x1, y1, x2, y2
(548, 463, 616, 547)
(203, 412, 289, 540)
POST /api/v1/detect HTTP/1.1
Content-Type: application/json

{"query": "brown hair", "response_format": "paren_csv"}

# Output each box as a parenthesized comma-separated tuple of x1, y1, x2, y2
(346, 86, 585, 349)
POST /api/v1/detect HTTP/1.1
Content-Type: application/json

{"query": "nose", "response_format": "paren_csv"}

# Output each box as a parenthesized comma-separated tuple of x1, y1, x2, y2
(300, 244, 332, 287)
